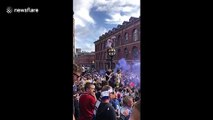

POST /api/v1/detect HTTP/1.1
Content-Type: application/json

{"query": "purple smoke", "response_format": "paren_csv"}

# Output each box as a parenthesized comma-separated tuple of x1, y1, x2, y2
(99, 69, 106, 76)
(114, 58, 141, 87)
(114, 58, 130, 72)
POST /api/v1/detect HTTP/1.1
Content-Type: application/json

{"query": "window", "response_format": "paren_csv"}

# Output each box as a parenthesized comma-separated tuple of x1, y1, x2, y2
(114, 39, 117, 47)
(132, 46, 139, 59)
(101, 43, 102, 50)
(117, 35, 121, 46)
(125, 33, 128, 42)
(124, 48, 128, 59)
(105, 40, 108, 49)
(103, 42, 105, 49)
(117, 49, 121, 59)
(133, 29, 138, 41)
(105, 52, 107, 59)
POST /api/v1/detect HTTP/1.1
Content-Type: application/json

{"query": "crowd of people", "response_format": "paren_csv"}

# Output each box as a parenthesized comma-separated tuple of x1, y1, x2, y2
(73, 63, 141, 120)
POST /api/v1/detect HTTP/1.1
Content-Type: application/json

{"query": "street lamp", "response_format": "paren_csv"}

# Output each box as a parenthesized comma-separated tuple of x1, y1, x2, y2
(107, 47, 116, 70)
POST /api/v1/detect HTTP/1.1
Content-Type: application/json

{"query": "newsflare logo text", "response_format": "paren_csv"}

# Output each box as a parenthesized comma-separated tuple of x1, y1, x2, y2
(6, 7, 39, 14)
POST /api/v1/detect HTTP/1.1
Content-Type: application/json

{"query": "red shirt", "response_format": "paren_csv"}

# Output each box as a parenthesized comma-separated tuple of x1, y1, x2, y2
(79, 92, 96, 120)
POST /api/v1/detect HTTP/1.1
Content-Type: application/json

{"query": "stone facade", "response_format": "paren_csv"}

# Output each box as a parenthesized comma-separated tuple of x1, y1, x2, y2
(94, 17, 141, 71)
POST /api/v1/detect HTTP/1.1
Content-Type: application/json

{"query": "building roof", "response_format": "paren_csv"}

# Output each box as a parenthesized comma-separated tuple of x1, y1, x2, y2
(94, 16, 140, 43)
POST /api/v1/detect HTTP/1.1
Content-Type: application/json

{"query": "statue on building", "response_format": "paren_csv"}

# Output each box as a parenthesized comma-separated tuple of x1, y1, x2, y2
(106, 36, 116, 48)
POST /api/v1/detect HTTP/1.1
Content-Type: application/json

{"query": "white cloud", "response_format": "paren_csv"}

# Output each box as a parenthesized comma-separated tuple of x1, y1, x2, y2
(105, 13, 130, 24)
(93, 0, 140, 24)
(73, 0, 95, 27)
(122, 6, 136, 12)
(75, 25, 109, 52)
(74, 0, 140, 26)
(74, 17, 85, 27)
(74, 0, 96, 51)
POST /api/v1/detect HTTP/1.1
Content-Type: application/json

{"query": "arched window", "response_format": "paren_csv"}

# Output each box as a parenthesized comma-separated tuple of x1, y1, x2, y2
(117, 49, 121, 59)
(117, 35, 121, 46)
(104, 41, 107, 49)
(101, 43, 103, 50)
(133, 29, 138, 41)
(132, 46, 139, 59)
(124, 48, 128, 59)
(114, 39, 117, 47)
(125, 33, 128, 42)
(104, 52, 107, 59)
(103, 42, 105, 49)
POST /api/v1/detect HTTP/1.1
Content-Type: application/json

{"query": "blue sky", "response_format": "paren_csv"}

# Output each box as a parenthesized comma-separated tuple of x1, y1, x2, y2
(74, 0, 140, 52)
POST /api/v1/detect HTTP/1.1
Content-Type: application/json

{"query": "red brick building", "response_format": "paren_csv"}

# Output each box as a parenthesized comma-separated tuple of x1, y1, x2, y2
(75, 51, 95, 67)
(94, 17, 141, 71)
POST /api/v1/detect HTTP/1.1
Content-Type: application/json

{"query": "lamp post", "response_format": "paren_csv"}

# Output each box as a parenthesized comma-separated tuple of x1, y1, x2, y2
(107, 47, 116, 70)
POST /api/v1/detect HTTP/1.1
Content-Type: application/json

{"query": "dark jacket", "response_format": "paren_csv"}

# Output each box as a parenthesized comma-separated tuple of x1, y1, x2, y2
(95, 103, 117, 120)
(74, 98, 80, 120)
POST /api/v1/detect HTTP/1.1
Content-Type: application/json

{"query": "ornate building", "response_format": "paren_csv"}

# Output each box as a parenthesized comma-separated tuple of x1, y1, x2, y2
(94, 17, 141, 71)
(75, 51, 95, 68)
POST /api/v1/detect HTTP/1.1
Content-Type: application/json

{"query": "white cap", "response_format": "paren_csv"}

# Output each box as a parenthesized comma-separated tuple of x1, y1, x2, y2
(101, 87, 113, 97)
